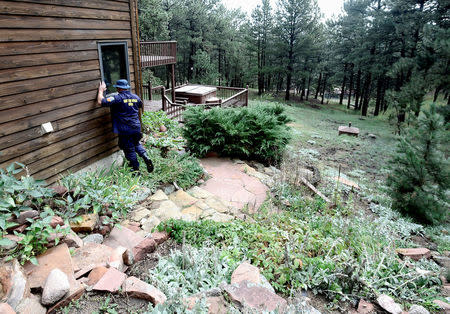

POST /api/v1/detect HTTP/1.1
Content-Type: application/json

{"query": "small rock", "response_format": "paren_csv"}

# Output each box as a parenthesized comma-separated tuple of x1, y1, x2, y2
(62, 232, 83, 248)
(150, 232, 169, 245)
(338, 125, 360, 136)
(224, 281, 287, 312)
(97, 225, 111, 236)
(169, 190, 198, 208)
(92, 267, 127, 293)
(131, 208, 151, 222)
(41, 269, 70, 305)
(71, 243, 113, 276)
(377, 294, 403, 314)
(15, 294, 46, 314)
(205, 197, 229, 214)
(415, 268, 432, 276)
(188, 186, 213, 199)
(50, 216, 64, 228)
(209, 212, 233, 223)
(50, 185, 68, 196)
(132, 238, 156, 262)
(307, 140, 316, 145)
(122, 276, 166, 305)
(86, 266, 108, 286)
(150, 190, 169, 201)
(368, 133, 376, 139)
(0, 259, 29, 310)
(141, 216, 161, 233)
(123, 249, 134, 266)
(0, 235, 20, 250)
(69, 214, 99, 233)
(231, 262, 261, 285)
(0, 303, 15, 314)
(181, 205, 203, 218)
(198, 179, 205, 184)
(152, 201, 182, 220)
(83, 234, 103, 244)
(433, 255, 450, 269)
(11, 224, 27, 233)
(107, 246, 127, 271)
(17, 210, 39, 225)
(433, 299, 450, 311)
(159, 125, 167, 132)
(162, 184, 175, 195)
(357, 299, 375, 314)
(396, 248, 431, 261)
(408, 304, 430, 314)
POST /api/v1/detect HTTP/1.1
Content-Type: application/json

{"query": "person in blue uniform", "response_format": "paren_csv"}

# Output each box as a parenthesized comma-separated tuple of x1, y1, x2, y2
(97, 79, 153, 174)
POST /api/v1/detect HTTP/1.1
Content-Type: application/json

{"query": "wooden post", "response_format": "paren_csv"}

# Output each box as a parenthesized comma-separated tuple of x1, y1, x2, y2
(171, 64, 176, 103)
(148, 80, 152, 101)
(246, 85, 249, 106)
(162, 87, 166, 111)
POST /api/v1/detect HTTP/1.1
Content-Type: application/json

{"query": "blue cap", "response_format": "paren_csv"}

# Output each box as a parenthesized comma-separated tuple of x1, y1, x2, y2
(113, 79, 130, 89)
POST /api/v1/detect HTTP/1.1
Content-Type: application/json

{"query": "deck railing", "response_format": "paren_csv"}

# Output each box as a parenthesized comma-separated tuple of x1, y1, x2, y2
(140, 41, 177, 68)
(142, 83, 248, 121)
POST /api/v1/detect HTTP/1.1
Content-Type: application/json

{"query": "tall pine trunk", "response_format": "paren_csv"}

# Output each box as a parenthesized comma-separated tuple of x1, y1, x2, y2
(374, 76, 383, 116)
(347, 64, 354, 109)
(354, 69, 361, 111)
(315, 72, 322, 99)
(306, 73, 312, 100)
(339, 63, 348, 105)
(321, 73, 327, 105)
(361, 72, 372, 116)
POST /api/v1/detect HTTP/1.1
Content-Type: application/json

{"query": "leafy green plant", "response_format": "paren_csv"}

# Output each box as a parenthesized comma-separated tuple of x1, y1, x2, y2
(183, 103, 292, 164)
(93, 296, 118, 314)
(142, 111, 184, 151)
(146, 148, 204, 190)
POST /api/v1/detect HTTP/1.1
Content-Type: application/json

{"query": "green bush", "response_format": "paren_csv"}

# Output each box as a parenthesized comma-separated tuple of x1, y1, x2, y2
(142, 111, 185, 151)
(182, 104, 292, 164)
(386, 105, 449, 224)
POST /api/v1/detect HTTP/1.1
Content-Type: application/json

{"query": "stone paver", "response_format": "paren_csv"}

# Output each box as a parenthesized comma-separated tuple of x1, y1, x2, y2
(200, 157, 268, 211)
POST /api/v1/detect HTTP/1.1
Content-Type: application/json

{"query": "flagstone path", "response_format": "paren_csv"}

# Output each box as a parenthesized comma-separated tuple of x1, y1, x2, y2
(127, 157, 275, 230)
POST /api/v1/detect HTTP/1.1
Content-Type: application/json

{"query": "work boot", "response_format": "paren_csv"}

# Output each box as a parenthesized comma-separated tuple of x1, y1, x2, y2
(142, 153, 154, 173)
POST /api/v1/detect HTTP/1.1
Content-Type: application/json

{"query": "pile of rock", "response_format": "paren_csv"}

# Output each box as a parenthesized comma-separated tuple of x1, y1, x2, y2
(0, 226, 170, 314)
(126, 187, 239, 232)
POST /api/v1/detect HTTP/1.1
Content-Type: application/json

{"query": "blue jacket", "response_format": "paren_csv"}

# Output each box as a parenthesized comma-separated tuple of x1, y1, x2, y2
(101, 90, 142, 135)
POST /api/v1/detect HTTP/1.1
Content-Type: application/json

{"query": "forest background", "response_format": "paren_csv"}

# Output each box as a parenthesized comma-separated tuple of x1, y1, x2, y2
(138, 0, 449, 129)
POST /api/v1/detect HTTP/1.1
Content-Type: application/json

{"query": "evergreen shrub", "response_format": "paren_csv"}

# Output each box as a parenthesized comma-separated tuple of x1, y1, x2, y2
(387, 105, 449, 224)
(182, 104, 292, 164)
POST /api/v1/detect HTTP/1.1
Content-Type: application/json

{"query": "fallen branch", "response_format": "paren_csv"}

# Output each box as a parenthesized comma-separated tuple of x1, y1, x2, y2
(297, 177, 331, 203)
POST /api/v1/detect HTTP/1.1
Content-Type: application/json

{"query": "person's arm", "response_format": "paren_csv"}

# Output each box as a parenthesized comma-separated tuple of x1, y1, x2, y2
(97, 81, 107, 106)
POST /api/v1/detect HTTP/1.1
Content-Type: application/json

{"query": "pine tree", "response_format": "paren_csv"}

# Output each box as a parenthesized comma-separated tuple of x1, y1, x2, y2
(387, 105, 449, 224)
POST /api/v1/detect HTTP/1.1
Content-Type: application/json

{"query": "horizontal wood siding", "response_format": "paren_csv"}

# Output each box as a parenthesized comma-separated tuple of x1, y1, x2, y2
(0, 0, 137, 184)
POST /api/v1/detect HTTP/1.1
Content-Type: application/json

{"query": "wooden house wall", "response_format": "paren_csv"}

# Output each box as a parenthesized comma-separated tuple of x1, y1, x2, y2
(0, 0, 141, 184)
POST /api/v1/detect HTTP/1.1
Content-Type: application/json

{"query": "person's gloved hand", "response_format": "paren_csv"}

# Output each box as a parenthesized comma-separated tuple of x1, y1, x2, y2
(99, 81, 107, 92)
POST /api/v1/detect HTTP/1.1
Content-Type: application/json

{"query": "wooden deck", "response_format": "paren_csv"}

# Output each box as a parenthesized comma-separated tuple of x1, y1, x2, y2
(140, 41, 176, 68)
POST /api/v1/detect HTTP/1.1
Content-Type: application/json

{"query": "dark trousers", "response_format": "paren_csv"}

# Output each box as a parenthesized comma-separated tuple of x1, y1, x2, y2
(118, 133, 147, 171)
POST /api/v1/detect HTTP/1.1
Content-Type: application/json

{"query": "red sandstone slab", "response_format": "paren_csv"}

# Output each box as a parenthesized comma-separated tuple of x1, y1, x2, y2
(92, 268, 126, 293)
(338, 125, 360, 136)
(103, 226, 145, 250)
(71, 242, 114, 274)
